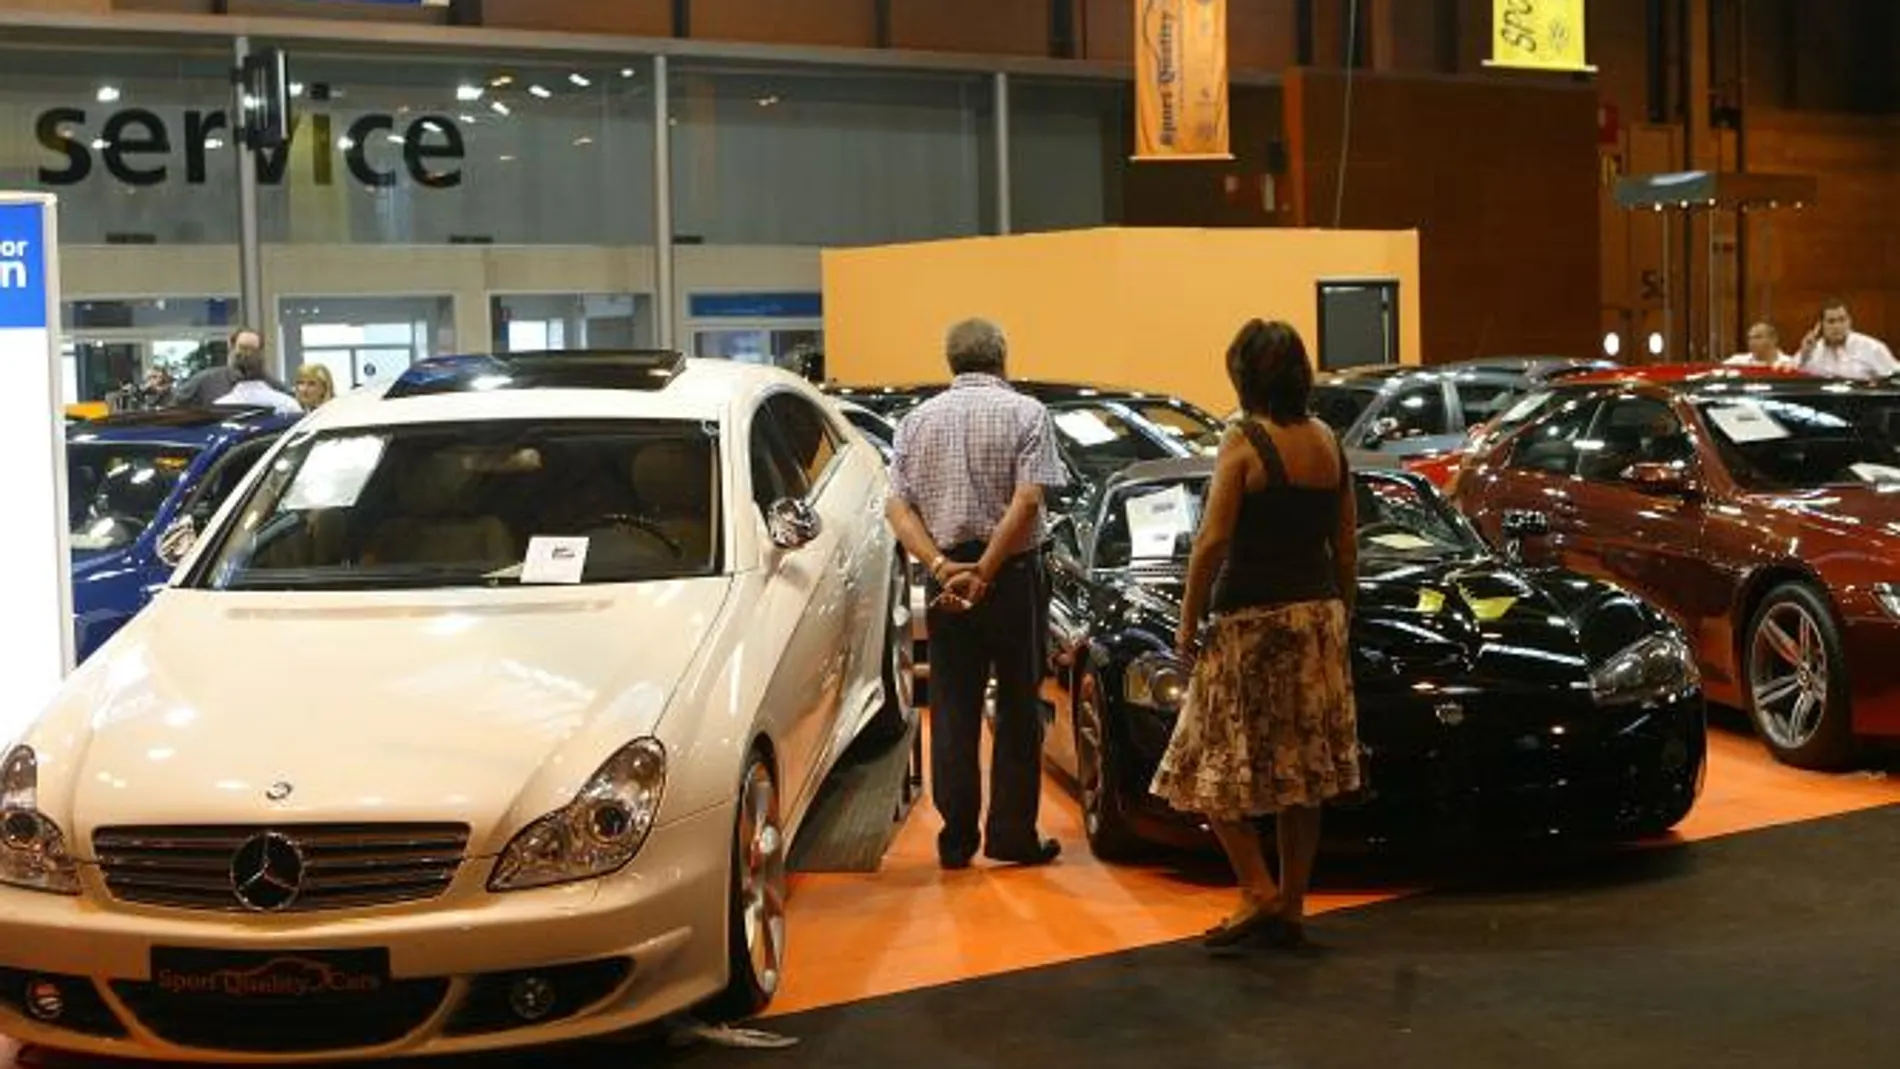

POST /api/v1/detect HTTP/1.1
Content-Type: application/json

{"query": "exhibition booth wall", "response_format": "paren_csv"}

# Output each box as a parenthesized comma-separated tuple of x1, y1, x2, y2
(823, 226, 1421, 412)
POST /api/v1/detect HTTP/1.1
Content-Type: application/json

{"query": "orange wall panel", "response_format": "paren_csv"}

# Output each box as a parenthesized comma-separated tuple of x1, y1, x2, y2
(824, 228, 1420, 410)
(693, 0, 876, 49)
(890, 0, 1045, 56)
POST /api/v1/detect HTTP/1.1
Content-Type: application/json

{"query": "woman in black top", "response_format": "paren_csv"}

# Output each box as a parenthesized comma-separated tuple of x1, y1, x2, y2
(1151, 319, 1362, 950)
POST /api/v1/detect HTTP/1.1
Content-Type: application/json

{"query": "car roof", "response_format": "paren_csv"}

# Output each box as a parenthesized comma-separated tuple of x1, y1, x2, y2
(65, 406, 294, 448)
(824, 380, 1212, 408)
(306, 353, 806, 432)
(1559, 362, 1812, 388)
(1108, 454, 1418, 490)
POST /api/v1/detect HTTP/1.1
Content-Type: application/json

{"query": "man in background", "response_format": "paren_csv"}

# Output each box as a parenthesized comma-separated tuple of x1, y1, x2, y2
(172, 327, 291, 407)
(884, 318, 1069, 871)
(1796, 299, 1899, 380)
(1725, 321, 1794, 369)
(212, 346, 302, 415)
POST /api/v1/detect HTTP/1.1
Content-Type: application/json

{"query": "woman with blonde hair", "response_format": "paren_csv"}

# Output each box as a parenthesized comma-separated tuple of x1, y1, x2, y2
(1151, 318, 1361, 952)
(294, 364, 336, 411)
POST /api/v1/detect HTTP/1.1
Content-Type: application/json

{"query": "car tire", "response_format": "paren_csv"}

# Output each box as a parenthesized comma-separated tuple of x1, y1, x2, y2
(862, 549, 916, 748)
(1074, 669, 1145, 862)
(711, 752, 787, 1021)
(1743, 582, 1858, 770)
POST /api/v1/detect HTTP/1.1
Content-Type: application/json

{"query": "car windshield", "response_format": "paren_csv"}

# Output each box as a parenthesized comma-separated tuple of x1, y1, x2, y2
(1049, 402, 1194, 483)
(1477, 388, 1561, 441)
(1091, 472, 1482, 569)
(67, 442, 199, 554)
(187, 419, 720, 590)
(1311, 383, 1381, 432)
(1698, 391, 1900, 490)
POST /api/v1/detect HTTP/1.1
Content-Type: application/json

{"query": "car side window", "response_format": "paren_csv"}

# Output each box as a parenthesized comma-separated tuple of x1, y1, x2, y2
(749, 406, 808, 516)
(764, 394, 841, 491)
(1576, 397, 1692, 483)
(1507, 398, 1605, 477)
(1379, 382, 1451, 442)
(1455, 381, 1519, 429)
(182, 437, 279, 522)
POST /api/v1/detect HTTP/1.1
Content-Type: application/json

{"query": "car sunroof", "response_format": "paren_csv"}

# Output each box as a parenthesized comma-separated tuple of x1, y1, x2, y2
(385, 350, 689, 399)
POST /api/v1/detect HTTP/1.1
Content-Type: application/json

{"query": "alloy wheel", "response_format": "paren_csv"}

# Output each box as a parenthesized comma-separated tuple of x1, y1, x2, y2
(1750, 601, 1830, 752)
(1075, 677, 1106, 837)
(737, 762, 787, 998)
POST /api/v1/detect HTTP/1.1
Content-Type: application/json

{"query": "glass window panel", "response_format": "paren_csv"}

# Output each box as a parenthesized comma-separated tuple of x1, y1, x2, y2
(253, 53, 654, 246)
(491, 293, 655, 352)
(278, 295, 455, 388)
(669, 64, 991, 247)
(1010, 79, 1123, 234)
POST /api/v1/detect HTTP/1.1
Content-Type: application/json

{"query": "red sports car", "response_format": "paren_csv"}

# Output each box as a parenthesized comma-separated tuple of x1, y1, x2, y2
(1408, 363, 1806, 490)
(1451, 373, 1900, 769)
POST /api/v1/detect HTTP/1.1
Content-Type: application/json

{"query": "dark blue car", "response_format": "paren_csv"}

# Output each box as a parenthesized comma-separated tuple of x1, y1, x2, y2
(66, 407, 298, 661)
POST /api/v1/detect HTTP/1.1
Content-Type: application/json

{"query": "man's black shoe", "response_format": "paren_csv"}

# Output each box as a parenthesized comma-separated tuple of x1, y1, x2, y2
(940, 850, 976, 871)
(984, 838, 1062, 867)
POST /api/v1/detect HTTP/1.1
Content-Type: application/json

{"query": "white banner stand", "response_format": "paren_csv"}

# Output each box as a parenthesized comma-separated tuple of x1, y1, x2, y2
(0, 193, 73, 744)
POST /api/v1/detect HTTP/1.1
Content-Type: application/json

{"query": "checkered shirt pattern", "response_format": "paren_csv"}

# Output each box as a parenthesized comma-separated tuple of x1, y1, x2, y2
(889, 374, 1070, 555)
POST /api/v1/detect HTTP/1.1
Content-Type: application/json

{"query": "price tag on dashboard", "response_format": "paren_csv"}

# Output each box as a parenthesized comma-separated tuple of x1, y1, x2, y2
(1705, 402, 1789, 443)
(521, 536, 589, 584)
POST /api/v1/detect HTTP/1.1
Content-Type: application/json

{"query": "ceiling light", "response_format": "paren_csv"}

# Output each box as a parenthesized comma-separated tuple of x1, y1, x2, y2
(1602, 332, 1621, 357)
(573, 136, 594, 146)
(529, 85, 552, 99)
(456, 84, 484, 102)
(489, 101, 511, 116)
(289, 82, 305, 98)
(620, 68, 636, 78)
(490, 74, 514, 88)
(498, 154, 516, 163)
(756, 94, 780, 107)
(204, 138, 225, 150)
(96, 86, 120, 103)
(1647, 332, 1665, 356)
(569, 73, 592, 87)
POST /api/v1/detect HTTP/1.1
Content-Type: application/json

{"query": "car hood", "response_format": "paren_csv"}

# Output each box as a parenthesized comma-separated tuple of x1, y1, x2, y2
(28, 578, 733, 854)
(1101, 554, 1658, 694)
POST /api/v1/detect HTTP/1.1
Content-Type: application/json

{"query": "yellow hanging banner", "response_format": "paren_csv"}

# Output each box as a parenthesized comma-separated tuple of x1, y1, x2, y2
(1485, 0, 1597, 73)
(1133, 0, 1233, 161)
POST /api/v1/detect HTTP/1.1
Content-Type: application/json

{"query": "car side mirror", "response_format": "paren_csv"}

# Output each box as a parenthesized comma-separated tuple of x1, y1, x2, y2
(1364, 416, 1402, 448)
(765, 498, 822, 551)
(1621, 461, 1699, 497)
(156, 515, 198, 568)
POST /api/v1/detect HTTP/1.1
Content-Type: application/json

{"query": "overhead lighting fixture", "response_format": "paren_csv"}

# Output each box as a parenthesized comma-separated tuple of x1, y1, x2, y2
(569, 73, 592, 87)
(529, 85, 552, 99)
(490, 74, 514, 88)
(456, 84, 484, 102)
(489, 101, 511, 116)
(204, 138, 226, 150)
(289, 82, 306, 98)
(573, 136, 594, 146)
(1602, 332, 1622, 358)
(756, 94, 781, 107)
(1647, 332, 1665, 357)
(96, 86, 120, 103)
(620, 68, 636, 78)
(498, 154, 516, 163)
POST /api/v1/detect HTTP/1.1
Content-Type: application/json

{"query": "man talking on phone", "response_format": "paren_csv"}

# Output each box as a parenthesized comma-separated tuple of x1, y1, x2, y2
(885, 318, 1070, 871)
(1796, 298, 1899, 380)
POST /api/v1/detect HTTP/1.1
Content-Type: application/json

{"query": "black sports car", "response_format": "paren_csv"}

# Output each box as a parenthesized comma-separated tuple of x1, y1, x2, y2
(1040, 458, 1707, 859)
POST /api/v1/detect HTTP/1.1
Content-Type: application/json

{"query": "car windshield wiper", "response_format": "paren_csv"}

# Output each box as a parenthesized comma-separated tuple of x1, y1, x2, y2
(221, 564, 517, 591)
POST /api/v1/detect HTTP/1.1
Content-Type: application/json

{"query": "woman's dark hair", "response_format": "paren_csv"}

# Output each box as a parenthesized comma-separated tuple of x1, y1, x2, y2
(1227, 318, 1313, 423)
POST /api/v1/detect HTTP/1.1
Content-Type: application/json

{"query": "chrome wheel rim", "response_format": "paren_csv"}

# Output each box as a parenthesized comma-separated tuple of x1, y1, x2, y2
(1750, 601, 1830, 751)
(737, 762, 786, 997)
(1075, 677, 1106, 838)
(889, 558, 914, 711)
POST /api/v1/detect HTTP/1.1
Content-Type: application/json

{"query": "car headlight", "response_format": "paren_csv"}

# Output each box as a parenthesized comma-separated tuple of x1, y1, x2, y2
(489, 738, 667, 892)
(1124, 652, 1190, 711)
(1590, 633, 1699, 707)
(1875, 583, 1900, 620)
(0, 746, 80, 896)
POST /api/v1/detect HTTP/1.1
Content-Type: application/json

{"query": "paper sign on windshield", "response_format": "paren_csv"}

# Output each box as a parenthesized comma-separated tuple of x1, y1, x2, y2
(281, 435, 386, 511)
(521, 536, 589, 584)
(1124, 485, 1195, 560)
(1706, 402, 1789, 444)
(1054, 410, 1119, 447)
(1371, 532, 1436, 551)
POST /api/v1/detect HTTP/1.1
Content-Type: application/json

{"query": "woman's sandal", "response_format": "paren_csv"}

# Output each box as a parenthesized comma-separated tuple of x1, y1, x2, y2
(1202, 907, 1280, 950)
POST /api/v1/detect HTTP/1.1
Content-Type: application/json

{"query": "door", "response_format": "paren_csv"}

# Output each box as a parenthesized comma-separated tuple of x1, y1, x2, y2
(1554, 396, 1713, 634)
(1317, 279, 1399, 370)
(1462, 395, 1608, 566)
(751, 394, 852, 813)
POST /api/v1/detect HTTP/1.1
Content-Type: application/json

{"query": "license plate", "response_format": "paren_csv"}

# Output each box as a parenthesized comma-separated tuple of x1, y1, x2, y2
(150, 948, 390, 1000)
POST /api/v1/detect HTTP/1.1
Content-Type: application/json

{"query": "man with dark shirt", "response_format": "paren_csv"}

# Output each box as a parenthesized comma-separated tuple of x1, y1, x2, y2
(173, 327, 290, 407)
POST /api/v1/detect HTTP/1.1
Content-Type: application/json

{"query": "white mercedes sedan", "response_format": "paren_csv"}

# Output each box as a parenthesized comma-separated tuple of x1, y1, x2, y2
(0, 352, 912, 1061)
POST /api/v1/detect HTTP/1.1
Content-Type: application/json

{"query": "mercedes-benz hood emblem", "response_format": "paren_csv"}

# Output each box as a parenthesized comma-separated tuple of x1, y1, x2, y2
(230, 832, 306, 911)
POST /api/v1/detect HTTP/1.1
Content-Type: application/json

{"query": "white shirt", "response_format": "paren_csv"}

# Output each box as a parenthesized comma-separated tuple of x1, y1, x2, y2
(215, 379, 304, 415)
(1725, 351, 1794, 368)
(1798, 332, 1899, 380)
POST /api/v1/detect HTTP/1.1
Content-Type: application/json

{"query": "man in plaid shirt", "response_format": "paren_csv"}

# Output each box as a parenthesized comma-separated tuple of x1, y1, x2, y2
(886, 319, 1070, 870)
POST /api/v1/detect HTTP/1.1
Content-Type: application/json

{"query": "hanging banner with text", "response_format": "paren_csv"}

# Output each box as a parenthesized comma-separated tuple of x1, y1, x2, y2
(1486, 0, 1596, 73)
(0, 193, 74, 743)
(1134, 0, 1232, 161)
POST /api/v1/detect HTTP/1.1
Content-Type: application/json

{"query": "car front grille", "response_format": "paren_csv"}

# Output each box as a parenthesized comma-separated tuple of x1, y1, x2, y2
(91, 824, 469, 913)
